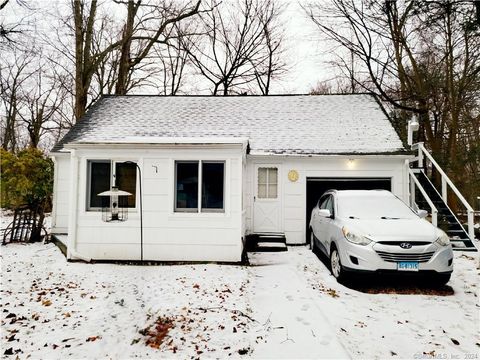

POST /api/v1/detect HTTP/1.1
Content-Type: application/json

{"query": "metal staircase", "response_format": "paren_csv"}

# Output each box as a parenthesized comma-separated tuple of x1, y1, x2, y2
(409, 143, 477, 251)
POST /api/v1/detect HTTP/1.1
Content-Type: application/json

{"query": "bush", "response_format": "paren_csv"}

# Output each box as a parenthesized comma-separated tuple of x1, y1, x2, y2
(1, 148, 53, 210)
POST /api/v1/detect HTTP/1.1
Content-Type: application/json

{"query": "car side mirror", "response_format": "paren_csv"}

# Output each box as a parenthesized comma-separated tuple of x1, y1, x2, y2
(417, 209, 428, 219)
(318, 209, 332, 218)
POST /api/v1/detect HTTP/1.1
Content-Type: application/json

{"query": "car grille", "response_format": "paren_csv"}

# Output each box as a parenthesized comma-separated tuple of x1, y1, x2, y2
(376, 241, 431, 246)
(375, 251, 435, 263)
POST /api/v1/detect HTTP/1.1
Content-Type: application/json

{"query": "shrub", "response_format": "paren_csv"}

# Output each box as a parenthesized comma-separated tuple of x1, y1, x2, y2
(1, 148, 53, 210)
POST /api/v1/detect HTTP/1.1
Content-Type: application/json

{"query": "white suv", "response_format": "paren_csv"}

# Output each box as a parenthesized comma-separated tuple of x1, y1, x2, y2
(309, 190, 453, 285)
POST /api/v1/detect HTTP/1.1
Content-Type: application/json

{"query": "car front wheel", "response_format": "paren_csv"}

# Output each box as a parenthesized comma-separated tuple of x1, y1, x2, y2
(330, 246, 347, 282)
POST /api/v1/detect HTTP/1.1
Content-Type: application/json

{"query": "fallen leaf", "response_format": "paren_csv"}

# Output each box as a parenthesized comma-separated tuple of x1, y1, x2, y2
(238, 348, 249, 355)
(86, 336, 102, 342)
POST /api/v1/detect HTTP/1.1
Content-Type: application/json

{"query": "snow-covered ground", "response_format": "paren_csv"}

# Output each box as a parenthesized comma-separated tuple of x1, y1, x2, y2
(1, 242, 263, 358)
(1, 214, 479, 359)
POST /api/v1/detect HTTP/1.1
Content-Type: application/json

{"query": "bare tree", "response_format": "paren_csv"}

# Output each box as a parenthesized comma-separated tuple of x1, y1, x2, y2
(18, 65, 64, 148)
(153, 24, 191, 95)
(305, 0, 480, 203)
(250, 0, 287, 95)
(0, 0, 31, 48)
(309, 79, 352, 95)
(0, 51, 33, 151)
(112, 0, 202, 95)
(184, 0, 278, 95)
(68, 0, 202, 120)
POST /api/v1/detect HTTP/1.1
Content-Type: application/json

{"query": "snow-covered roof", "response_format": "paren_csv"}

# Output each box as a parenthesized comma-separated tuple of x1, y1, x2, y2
(52, 94, 406, 155)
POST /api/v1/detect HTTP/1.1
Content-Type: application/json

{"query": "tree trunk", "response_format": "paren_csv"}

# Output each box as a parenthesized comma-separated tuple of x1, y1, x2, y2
(115, 0, 138, 95)
(73, 0, 98, 121)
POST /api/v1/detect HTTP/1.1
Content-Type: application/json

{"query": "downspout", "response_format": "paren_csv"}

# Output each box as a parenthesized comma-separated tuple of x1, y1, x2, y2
(66, 149, 91, 262)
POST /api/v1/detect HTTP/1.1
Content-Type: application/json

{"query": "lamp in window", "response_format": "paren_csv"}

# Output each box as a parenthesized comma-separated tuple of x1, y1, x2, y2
(98, 186, 132, 222)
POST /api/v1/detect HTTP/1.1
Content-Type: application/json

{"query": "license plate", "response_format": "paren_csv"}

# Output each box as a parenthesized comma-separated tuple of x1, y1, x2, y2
(397, 261, 419, 271)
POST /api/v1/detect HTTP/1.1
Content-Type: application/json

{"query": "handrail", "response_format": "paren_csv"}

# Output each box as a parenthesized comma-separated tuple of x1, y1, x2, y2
(408, 169, 438, 227)
(413, 142, 475, 240)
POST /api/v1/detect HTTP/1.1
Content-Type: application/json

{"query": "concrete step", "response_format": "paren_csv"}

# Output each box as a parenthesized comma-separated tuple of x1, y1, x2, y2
(254, 242, 288, 252)
(257, 234, 287, 243)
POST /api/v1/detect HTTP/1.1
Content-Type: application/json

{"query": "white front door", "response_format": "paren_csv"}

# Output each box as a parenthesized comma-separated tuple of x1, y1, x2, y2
(253, 165, 281, 233)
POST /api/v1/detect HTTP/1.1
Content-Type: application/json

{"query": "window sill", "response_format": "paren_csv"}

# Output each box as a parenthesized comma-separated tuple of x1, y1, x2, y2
(170, 211, 227, 218)
(83, 209, 139, 214)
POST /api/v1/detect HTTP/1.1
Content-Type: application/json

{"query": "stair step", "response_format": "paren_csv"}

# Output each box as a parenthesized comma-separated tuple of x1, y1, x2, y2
(257, 241, 287, 247)
(257, 235, 286, 243)
(452, 247, 478, 252)
(447, 229, 467, 233)
(254, 242, 287, 252)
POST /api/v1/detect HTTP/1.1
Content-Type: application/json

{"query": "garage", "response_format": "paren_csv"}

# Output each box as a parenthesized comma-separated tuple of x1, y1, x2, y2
(305, 177, 392, 242)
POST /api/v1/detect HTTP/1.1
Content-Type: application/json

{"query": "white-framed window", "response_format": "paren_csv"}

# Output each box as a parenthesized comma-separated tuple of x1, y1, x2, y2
(86, 160, 137, 210)
(174, 160, 225, 213)
(257, 167, 278, 199)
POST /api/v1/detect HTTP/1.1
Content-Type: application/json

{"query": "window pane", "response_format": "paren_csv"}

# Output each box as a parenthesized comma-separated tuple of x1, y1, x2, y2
(176, 162, 198, 210)
(258, 168, 268, 183)
(268, 184, 278, 198)
(258, 184, 267, 198)
(269, 168, 278, 184)
(323, 197, 332, 212)
(327, 198, 334, 214)
(115, 162, 137, 208)
(89, 161, 111, 208)
(202, 162, 224, 210)
(258, 168, 268, 198)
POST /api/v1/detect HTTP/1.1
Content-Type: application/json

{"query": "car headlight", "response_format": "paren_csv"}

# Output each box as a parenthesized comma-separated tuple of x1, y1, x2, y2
(435, 231, 450, 247)
(342, 227, 372, 246)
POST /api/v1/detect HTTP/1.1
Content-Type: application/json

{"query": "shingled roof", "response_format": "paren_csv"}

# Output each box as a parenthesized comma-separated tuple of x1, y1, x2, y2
(52, 94, 406, 155)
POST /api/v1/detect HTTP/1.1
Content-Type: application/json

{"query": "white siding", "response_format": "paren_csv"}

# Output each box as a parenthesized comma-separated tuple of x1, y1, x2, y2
(69, 146, 244, 262)
(51, 155, 70, 233)
(245, 155, 409, 244)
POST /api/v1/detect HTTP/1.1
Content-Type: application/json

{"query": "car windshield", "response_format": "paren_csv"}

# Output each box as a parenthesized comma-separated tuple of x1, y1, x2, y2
(337, 193, 418, 220)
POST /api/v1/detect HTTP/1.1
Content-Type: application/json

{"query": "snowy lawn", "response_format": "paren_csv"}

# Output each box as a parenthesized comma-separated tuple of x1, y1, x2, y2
(1, 241, 479, 359)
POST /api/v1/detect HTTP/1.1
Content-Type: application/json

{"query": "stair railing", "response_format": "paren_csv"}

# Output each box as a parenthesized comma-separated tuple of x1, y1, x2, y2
(411, 142, 475, 241)
(408, 168, 438, 227)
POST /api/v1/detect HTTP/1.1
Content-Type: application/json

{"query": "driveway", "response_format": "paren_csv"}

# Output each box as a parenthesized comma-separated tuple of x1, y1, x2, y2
(248, 250, 350, 358)
(249, 247, 479, 359)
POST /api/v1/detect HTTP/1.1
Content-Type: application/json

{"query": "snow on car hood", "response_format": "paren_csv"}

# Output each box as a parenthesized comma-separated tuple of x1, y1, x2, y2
(345, 218, 438, 242)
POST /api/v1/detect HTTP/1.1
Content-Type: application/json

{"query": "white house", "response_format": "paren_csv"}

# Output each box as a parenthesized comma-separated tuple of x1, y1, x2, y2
(50, 94, 418, 262)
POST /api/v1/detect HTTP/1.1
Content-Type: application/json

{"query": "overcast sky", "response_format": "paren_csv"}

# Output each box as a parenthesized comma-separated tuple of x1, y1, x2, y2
(1, 0, 336, 94)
